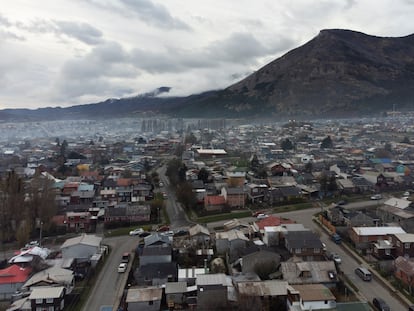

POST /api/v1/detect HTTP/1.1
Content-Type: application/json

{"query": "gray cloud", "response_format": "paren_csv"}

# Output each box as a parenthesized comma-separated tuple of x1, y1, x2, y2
(0, 13, 11, 27)
(16, 19, 103, 45)
(84, 0, 190, 30)
(54, 21, 103, 45)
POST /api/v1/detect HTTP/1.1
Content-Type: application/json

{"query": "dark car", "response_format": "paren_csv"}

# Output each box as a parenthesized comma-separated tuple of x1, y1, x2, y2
(337, 200, 347, 205)
(372, 297, 390, 311)
(174, 230, 189, 237)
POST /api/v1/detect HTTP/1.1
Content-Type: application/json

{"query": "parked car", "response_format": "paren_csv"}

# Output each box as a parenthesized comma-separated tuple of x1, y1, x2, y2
(252, 210, 265, 217)
(372, 297, 390, 311)
(157, 225, 170, 232)
(257, 213, 269, 220)
(331, 233, 342, 244)
(370, 194, 382, 200)
(118, 263, 127, 273)
(121, 252, 130, 263)
(330, 253, 341, 264)
(336, 200, 347, 205)
(129, 228, 144, 236)
(174, 230, 189, 237)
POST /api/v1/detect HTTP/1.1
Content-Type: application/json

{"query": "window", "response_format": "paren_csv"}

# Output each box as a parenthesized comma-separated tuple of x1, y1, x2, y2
(35, 299, 43, 304)
(295, 248, 301, 254)
(405, 243, 410, 249)
(314, 248, 320, 253)
(46, 298, 54, 303)
(48, 306, 55, 311)
(397, 241, 401, 247)
(149, 300, 154, 305)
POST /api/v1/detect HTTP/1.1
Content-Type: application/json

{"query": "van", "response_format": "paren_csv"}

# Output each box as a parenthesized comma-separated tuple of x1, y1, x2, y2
(355, 267, 372, 281)
(121, 252, 130, 263)
(372, 297, 390, 311)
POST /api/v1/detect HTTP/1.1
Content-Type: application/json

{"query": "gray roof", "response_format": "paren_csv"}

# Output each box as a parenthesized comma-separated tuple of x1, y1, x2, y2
(196, 273, 228, 286)
(236, 280, 288, 296)
(23, 266, 74, 289)
(142, 246, 172, 256)
(29, 286, 65, 299)
(60, 234, 102, 249)
(126, 286, 163, 303)
(144, 233, 171, 247)
(281, 261, 338, 284)
(165, 281, 187, 294)
(285, 231, 322, 249)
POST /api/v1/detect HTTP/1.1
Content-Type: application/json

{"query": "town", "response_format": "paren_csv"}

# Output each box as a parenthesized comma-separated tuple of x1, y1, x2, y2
(1, 115, 414, 311)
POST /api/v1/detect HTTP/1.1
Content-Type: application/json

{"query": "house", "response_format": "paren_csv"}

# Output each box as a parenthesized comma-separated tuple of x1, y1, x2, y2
(245, 183, 268, 203)
(134, 262, 177, 286)
(29, 286, 66, 311)
(239, 249, 281, 276)
(143, 233, 171, 249)
(60, 234, 102, 260)
(196, 273, 230, 311)
(221, 186, 246, 208)
(8, 247, 50, 265)
(349, 226, 406, 250)
(139, 246, 172, 266)
(281, 261, 339, 289)
(0, 265, 31, 300)
(343, 210, 378, 227)
(284, 231, 325, 260)
(65, 211, 91, 233)
(104, 204, 151, 224)
(391, 233, 414, 258)
(204, 195, 226, 211)
(165, 281, 188, 309)
(215, 230, 249, 255)
(21, 266, 74, 295)
(125, 286, 163, 311)
(394, 256, 414, 289)
(236, 280, 288, 311)
(188, 224, 210, 247)
(287, 284, 336, 311)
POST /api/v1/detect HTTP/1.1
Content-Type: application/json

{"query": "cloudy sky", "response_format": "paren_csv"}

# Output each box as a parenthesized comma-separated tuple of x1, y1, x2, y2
(0, 0, 413, 109)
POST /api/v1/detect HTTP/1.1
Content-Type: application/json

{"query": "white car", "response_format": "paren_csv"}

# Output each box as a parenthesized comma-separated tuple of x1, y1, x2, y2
(129, 228, 144, 236)
(118, 263, 127, 273)
(330, 253, 342, 264)
(370, 194, 382, 200)
(257, 213, 269, 220)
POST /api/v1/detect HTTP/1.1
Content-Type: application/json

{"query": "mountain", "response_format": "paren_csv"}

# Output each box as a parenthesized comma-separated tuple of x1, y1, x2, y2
(2, 29, 414, 121)
(172, 29, 414, 118)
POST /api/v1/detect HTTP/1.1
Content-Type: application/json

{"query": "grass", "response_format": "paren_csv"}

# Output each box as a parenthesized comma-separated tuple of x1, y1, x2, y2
(196, 211, 252, 224)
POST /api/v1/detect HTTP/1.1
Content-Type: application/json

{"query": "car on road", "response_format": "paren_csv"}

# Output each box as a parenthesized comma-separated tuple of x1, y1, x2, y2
(331, 233, 342, 244)
(330, 253, 341, 264)
(370, 194, 382, 200)
(372, 297, 390, 311)
(162, 192, 168, 199)
(252, 210, 265, 217)
(117, 263, 127, 273)
(336, 200, 347, 205)
(256, 213, 269, 220)
(129, 228, 144, 236)
(121, 252, 130, 263)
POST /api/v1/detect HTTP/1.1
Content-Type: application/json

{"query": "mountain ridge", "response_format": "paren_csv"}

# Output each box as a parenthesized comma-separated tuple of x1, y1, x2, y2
(2, 29, 414, 121)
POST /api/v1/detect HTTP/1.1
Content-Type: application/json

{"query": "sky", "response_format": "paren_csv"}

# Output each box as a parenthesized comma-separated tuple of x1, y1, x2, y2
(0, 0, 413, 110)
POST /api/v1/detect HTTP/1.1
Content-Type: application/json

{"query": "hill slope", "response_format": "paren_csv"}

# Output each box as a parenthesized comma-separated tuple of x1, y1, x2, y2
(2, 29, 414, 120)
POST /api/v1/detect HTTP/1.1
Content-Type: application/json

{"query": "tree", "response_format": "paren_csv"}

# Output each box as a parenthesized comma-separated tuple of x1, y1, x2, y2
(184, 133, 198, 145)
(304, 162, 313, 173)
(176, 182, 197, 209)
(198, 168, 210, 183)
(320, 136, 333, 149)
(281, 138, 294, 151)
(250, 154, 260, 172)
(401, 136, 411, 144)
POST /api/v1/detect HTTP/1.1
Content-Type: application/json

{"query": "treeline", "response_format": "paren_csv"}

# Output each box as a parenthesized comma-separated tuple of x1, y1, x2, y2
(0, 171, 56, 247)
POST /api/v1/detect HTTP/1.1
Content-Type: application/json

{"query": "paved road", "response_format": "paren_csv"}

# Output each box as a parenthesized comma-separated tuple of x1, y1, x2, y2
(81, 236, 137, 311)
(157, 165, 191, 229)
